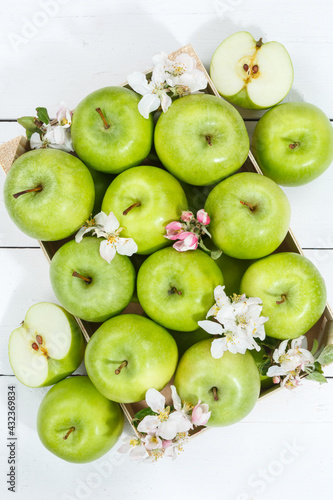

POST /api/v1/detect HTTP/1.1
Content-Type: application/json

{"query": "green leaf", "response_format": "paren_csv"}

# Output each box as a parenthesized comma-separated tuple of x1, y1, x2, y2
(17, 116, 41, 139)
(311, 338, 319, 356)
(132, 407, 156, 424)
(210, 249, 223, 260)
(306, 371, 328, 384)
(36, 107, 50, 125)
(317, 345, 333, 366)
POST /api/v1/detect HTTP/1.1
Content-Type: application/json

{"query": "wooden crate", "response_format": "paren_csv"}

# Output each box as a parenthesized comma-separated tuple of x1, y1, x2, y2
(1, 45, 332, 439)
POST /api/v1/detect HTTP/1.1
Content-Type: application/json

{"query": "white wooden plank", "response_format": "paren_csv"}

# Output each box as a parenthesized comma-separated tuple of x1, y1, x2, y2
(0, 375, 332, 500)
(0, 0, 333, 118)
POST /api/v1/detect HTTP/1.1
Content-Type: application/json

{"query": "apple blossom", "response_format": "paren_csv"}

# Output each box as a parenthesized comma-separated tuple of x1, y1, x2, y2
(118, 436, 149, 460)
(181, 210, 194, 222)
(196, 209, 210, 225)
(199, 285, 268, 358)
(75, 211, 138, 263)
(56, 102, 73, 128)
(128, 70, 172, 119)
(165, 221, 185, 240)
(152, 52, 207, 93)
(173, 232, 199, 252)
(191, 401, 211, 426)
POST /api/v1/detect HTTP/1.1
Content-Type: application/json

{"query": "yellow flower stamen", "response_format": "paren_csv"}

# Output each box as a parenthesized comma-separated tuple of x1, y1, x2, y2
(158, 406, 170, 422)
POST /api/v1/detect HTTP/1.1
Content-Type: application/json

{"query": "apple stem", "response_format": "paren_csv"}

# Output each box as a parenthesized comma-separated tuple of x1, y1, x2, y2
(276, 294, 287, 305)
(205, 135, 213, 147)
(72, 271, 92, 284)
(289, 142, 299, 150)
(63, 427, 75, 440)
(256, 37, 263, 48)
(115, 360, 128, 375)
(13, 186, 43, 199)
(32, 342, 39, 351)
(123, 201, 141, 216)
(95, 107, 110, 129)
(212, 387, 219, 401)
(240, 200, 256, 212)
(169, 287, 182, 296)
(36, 335, 43, 345)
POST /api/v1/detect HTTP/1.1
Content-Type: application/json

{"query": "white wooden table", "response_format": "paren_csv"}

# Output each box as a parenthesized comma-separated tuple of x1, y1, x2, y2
(1, 1, 333, 499)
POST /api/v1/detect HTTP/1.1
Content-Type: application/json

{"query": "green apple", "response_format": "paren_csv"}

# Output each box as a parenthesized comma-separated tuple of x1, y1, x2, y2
(71, 86, 154, 174)
(205, 172, 291, 259)
(174, 339, 260, 426)
(8, 302, 84, 388)
(250, 348, 274, 392)
(37, 376, 124, 463)
(101, 165, 188, 254)
(210, 31, 294, 109)
(154, 94, 249, 186)
(85, 314, 178, 403)
(49, 237, 135, 322)
(252, 102, 333, 186)
(240, 252, 327, 340)
(3, 149, 94, 241)
(169, 328, 211, 359)
(137, 247, 224, 331)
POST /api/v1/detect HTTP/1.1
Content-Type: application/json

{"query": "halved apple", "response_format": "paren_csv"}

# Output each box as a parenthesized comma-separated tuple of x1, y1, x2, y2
(210, 31, 294, 109)
(8, 302, 85, 388)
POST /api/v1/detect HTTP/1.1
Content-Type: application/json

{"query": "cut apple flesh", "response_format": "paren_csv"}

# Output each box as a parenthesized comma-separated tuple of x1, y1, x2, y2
(8, 303, 72, 387)
(210, 31, 294, 108)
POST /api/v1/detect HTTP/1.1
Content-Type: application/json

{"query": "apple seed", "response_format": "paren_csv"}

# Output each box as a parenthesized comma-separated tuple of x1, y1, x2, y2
(31, 342, 39, 351)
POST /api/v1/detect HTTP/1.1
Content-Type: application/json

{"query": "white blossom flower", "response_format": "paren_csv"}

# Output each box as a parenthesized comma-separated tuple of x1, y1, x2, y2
(30, 123, 73, 153)
(128, 70, 172, 119)
(142, 432, 163, 451)
(267, 336, 314, 390)
(137, 387, 192, 440)
(56, 102, 72, 128)
(75, 211, 138, 263)
(152, 52, 207, 92)
(198, 286, 268, 358)
(118, 435, 149, 460)
(191, 401, 211, 426)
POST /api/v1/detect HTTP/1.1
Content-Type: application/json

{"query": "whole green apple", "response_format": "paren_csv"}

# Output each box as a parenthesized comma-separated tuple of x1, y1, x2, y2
(240, 252, 327, 339)
(71, 86, 154, 174)
(85, 314, 178, 403)
(252, 102, 333, 186)
(137, 247, 224, 331)
(205, 172, 291, 259)
(175, 339, 260, 426)
(37, 376, 124, 463)
(102, 165, 188, 254)
(8, 302, 84, 388)
(154, 94, 249, 186)
(3, 149, 94, 241)
(210, 31, 294, 109)
(49, 237, 135, 322)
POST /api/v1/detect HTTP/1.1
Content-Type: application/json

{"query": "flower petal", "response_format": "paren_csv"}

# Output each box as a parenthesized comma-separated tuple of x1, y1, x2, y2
(138, 94, 161, 119)
(127, 71, 151, 96)
(116, 237, 138, 257)
(99, 239, 116, 263)
(75, 225, 95, 243)
(198, 320, 224, 335)
(210, 338, 227, 359)
(103, 212, 120, 233)
(145, 388, 165, 413)
(137, 415, 159, 434)
(170, 385, 182, 412)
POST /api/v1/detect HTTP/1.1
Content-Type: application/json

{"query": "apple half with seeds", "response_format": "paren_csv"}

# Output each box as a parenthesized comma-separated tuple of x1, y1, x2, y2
(8, 302, 85, 388)
(210, 31, 294, 109)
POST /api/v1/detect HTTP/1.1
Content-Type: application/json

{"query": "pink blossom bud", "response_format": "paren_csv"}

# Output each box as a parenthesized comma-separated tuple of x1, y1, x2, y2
(273, 376, 281, 384)
(196, 209, 210, 225)
(162, 440, 173, 449)
(173, 232, 198, 252)
(191, 401, 211, 426)
(165, 221, 184, 240)
(181, 211, 194, 222)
